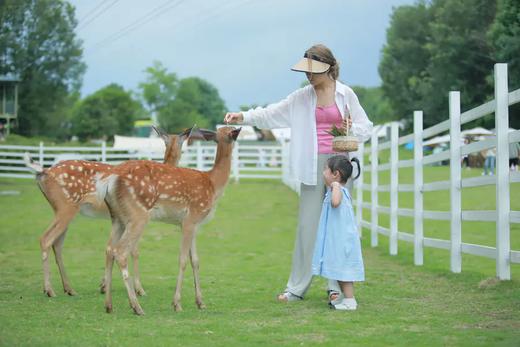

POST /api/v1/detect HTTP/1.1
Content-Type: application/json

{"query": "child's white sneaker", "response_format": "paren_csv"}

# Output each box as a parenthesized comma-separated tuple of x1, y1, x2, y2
(333, 297, 357, 311)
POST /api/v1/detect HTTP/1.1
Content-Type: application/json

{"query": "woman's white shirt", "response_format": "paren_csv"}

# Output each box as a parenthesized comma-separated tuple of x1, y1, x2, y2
(242, 80, 373, 185)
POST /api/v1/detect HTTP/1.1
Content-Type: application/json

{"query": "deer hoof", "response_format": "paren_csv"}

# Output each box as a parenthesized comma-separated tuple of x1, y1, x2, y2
(197, 302, 206, 310)
(105, 303, 113, 313)
(132, 305, 145, 316)
(135, 287, 146, 297)
(64, 288, 77, 296)
(173, 303, 183, 312)
(44, 288, 56, 297)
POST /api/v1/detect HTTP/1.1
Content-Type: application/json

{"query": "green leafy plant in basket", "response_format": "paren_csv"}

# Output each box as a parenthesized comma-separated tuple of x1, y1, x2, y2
(327, 123, 358, 152)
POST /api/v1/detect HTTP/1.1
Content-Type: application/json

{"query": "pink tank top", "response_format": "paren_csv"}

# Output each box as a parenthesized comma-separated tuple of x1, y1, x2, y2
(316, 104, 343, 154)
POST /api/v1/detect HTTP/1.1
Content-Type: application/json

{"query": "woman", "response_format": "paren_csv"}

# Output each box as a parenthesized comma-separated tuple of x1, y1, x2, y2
(224, 44, 373, 302)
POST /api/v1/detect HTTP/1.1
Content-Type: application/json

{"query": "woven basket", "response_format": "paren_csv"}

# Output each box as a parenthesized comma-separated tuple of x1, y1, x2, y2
(332, 135, 358, 152)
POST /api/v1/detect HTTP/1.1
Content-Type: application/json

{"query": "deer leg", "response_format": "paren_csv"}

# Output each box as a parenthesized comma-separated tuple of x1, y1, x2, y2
(190, 238, 205, 309)
(40, 208, 77, 297)
(52, 228, 76, 296)
(172, 222, 196, 312)
(113, 220, 148, 316)
(103, 219, 124, 313)
(131, 245, 146, 296)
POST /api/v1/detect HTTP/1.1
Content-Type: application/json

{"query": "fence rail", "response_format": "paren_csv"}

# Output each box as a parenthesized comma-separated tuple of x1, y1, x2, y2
(354, 63, 520, 280)
(0, 141, 285, 181)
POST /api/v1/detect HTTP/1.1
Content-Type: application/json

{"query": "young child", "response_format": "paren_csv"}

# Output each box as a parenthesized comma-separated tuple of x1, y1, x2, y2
(312, 155, 364, 310)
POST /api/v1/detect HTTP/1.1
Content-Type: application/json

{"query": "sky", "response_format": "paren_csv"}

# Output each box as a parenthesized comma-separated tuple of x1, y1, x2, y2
(70, 0, 415, 112)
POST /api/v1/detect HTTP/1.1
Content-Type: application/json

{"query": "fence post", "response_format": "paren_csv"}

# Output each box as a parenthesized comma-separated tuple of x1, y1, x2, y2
(413, 111, 424, 266)
(39, 141, 44, 167)
(196, 141, 203, 170)
(370, 132, 379, 247)
(101, 141, 106, 163)
(449, 91, 462, 273)
(389, 122, 399, 255)
(356, 141, 364, 236)
(233, 141, 239, 182)
(495, 63, 511, 280)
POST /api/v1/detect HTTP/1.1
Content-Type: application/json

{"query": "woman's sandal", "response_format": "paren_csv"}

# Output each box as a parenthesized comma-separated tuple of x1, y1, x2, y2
(327, 290, 341, 305)
(277, 291, 303, 302)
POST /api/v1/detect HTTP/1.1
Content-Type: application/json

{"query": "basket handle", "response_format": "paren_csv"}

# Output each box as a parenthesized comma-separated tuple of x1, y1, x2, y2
(344, 105, 351, 136)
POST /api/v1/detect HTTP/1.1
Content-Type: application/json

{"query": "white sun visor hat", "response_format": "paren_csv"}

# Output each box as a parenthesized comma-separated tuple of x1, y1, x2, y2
(291, 52, 331, 73)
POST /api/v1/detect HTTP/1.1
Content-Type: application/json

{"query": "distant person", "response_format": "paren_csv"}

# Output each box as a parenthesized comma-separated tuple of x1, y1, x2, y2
(312, 155, 364, 310)
(224, 44, 373, 303)
(482, 147, 496, 176)
(462, 138, 470, 169)
(510, 142, 520, 171)
(0, 123, 5, 142)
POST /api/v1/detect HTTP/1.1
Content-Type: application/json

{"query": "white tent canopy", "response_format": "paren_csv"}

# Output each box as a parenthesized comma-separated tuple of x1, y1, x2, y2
(270, 128, 291, 141)
(423, 134, 452, 147)
(113, 135, 166, 153)
(461, 127, 493, 137)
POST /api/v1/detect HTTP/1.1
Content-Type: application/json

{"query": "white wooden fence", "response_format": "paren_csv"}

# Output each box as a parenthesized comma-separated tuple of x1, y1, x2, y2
(0, 141, 284, 181)
(354, 64, 520, 280)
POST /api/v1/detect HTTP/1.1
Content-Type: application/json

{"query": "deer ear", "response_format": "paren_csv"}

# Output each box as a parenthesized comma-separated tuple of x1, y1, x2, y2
(229, 127, 242, 141)
(152, 125, 171, 145)
(196, 129, 217, 142)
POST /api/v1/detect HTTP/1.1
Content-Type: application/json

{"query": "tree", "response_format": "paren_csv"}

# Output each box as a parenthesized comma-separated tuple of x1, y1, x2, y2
(423, 0, 496, 126)
(352, 86, 395, 125)
(159, 77, 226, 132)
(138, 61, 178, 117)
(379, 0, 499, 129)
(71, 84, 142, 141)
(379, 3, 432, 122)
(489, 0, 520, 128)
(0, 0, 85, 136)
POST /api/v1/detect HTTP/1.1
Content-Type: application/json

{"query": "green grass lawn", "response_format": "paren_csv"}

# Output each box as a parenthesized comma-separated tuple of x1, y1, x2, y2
(0, 176, 519, 346)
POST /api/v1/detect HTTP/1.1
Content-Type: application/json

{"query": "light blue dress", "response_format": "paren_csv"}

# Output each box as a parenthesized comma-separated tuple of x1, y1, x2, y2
(312, 186, 365, 282)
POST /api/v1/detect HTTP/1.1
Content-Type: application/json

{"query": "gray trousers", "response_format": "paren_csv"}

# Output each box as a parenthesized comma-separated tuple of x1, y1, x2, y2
(286, 153, 353, 297)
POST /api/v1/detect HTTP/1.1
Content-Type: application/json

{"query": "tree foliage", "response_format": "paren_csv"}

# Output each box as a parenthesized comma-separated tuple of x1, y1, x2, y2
(71, 84, 142, 141)
(352, 86, 395, 125)
(379, 0, 520, 129)
(0, 0, 85, 136)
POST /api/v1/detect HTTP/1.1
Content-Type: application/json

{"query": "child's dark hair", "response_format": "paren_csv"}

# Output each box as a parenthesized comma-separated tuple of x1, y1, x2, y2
(326, 155, 361, 183)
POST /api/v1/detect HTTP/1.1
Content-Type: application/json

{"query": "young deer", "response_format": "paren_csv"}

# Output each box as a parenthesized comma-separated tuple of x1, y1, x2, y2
(24, 126, 198, 297)
(96, 126, 241, 315)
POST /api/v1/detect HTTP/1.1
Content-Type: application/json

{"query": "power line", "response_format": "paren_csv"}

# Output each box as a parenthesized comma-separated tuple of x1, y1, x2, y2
(77, 0, 120, 32)
(86, 0, 185, 54)
(167, 0, 254, 40)
(77, 0, 108, 23)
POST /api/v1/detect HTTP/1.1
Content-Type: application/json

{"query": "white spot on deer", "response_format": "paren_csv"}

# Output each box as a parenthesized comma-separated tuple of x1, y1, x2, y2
(200, 203, 204, 207)
(63, 173, 68, 178)
(166, 185, 173, 189)
(127, 174, 132, 179)
(140, 180, 145, 187)
(158, 181, 164, 185)
(160, 194, 169, 199)
(70, 165, 75, 170)
(78, 166, 83, 172)
(122, 269, 129, 280)
(68, 182, 73, 187)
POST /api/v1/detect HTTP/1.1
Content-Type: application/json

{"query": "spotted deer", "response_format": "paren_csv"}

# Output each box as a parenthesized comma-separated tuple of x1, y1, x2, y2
(24, 126, 199, 298)
(96, 126, 241, 315)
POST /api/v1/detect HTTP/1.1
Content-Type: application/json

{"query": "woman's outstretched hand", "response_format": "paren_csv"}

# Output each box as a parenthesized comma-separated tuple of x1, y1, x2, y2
(224, 112, 244, 124)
